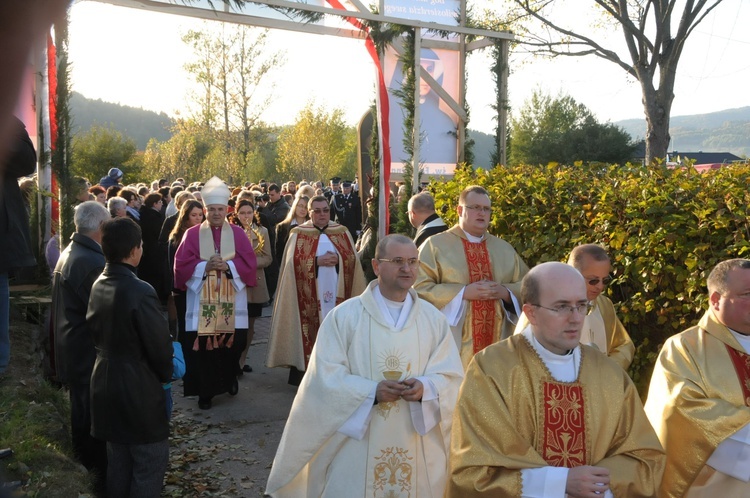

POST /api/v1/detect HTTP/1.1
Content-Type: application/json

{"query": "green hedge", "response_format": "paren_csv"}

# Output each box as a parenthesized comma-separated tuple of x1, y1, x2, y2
(428, 162, 750, 392)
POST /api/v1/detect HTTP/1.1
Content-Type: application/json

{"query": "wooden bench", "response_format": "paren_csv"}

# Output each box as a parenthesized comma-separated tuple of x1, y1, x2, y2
(9, 284, 51, 324)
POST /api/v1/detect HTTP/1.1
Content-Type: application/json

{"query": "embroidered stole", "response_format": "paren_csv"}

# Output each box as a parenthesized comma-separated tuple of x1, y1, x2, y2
(542, 382, 587, 467)
(460, 238, 496, 354)
(725, 345, 750, 406)
(292, 228, 357, 368)
(197, 222, 236, 340)
(367, 321, 419, 498)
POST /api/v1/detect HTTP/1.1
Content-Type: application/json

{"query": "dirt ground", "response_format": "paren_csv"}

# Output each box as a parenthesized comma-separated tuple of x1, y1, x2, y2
(164, 309, 297, 497)
(5, 302, 295, 498)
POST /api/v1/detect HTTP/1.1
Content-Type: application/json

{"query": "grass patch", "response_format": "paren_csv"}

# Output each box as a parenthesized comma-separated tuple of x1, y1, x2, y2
(0, 311, 94, 497)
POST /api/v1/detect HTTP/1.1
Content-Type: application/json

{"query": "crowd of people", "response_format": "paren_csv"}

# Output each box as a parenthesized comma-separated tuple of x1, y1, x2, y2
(40, 168, 750, 497)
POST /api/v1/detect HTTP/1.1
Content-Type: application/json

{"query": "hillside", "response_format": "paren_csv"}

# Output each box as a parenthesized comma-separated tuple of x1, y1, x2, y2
(69, 92, 173, 150)
(69, 92, 750, 160)
(615, 107, 750, 157)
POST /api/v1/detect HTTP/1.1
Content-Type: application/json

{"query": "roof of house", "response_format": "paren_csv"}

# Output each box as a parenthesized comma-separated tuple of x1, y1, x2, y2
(670, 151, 743, 164)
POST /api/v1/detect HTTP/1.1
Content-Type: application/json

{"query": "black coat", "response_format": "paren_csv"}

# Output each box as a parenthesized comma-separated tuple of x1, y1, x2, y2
(138, 206, 166, 297)
(413, 213, 448, 248)
(266, 198, 290, 226)
(0, 117, 36, 273)
(89, 263, 172, 444)
(51, 233, 105, 385)
(275, 220, 294, 265)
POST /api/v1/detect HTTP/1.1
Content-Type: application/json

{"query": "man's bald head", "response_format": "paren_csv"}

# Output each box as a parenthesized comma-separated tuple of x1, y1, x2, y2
(407, 192, 437, 228)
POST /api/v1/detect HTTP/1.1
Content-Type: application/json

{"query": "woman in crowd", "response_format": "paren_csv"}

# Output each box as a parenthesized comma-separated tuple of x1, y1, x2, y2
(295, 184, 315, 201)
(89, 185, 106, 205)
(107, 196, 127, 218)
(168, 199, 204, 397)
(230, 199, 272, 374)
(274, 195, 309, 266)
(138, 192, 166, 297)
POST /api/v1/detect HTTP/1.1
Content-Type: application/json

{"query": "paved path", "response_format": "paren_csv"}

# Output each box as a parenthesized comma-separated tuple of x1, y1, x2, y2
(165, 307, 296, 497)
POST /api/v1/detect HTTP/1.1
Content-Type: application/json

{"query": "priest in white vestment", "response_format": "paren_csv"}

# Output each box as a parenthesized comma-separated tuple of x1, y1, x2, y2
(266, 235, 463, 498)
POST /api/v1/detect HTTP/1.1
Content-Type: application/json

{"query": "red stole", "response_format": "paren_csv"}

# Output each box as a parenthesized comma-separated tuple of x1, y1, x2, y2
(726, 344, 750, 406)
(461, 238, 496, 354)
(292, 227, 357, 367)
(542, 382, 587, 467)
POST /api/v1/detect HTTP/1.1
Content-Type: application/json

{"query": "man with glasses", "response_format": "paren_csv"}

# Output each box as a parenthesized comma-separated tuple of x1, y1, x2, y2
(267, 195, 366, 385)
(267, 235, 463, 497)
(415, 185, 529, 368)
(513, 244, 635, 370)
(447, 262, 664, 497)
(569, 244, 634, 369)
(645, 258, 750, 496)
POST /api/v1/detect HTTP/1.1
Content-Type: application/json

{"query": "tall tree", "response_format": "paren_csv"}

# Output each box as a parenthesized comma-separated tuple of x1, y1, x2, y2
(276, 103, 357, 182)
(182, 22, 284, 178)
(71, 125, 138, 184)
(481, 0, 728, 163)
(511, 90, 634, 165)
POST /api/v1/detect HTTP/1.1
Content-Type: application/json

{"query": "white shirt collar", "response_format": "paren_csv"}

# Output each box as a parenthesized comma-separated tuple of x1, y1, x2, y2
(461, 228, 485, 243)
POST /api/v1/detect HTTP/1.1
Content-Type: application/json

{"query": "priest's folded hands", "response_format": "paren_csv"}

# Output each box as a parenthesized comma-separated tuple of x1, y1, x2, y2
(463, 279, 510, 302)
(376, 378, 423, 403)
(566, 465, 611, 497)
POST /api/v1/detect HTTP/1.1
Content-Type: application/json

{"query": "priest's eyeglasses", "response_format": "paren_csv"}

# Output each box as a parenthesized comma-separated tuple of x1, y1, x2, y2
(531, 303, 593, 316)
(462, 205, 492, 213)
(587, 276, 612, 286)
(311, 208, 330, 214)
(377, 257, 420, 269)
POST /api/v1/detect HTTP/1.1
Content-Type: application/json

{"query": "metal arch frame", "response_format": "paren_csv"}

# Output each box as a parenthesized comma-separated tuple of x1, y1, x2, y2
(79, 0, 514, 237)
(91, 0, 513, 166)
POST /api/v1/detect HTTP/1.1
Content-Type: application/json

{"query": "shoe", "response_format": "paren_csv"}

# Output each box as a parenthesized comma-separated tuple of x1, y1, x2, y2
(198, 398, 212, 410)
(242, 365, 253, 373)
(228, 377, 239, 396)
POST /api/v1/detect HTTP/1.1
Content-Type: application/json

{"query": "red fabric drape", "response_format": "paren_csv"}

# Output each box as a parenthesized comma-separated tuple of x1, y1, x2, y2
(323, 1, 391, 232)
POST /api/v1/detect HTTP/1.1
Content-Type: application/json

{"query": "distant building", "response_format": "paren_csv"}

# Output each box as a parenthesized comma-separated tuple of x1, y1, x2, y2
(629, 141, 744, 167)
(667, 151, 743, 166)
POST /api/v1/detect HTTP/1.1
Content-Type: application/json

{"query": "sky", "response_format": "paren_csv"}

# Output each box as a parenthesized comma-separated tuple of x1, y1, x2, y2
(67, 0, 750, 138)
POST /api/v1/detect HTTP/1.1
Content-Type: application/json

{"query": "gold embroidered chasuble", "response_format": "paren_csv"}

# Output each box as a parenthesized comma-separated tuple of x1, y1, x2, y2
(365, 316, 421, 497)
(265, 284, 463, 498)
(446, 335, 664, 498)
(644, 309, 750, 498)
(197, 221, 236, 338)
(266, 222, 366, 371)
(415, 226, 529, 368)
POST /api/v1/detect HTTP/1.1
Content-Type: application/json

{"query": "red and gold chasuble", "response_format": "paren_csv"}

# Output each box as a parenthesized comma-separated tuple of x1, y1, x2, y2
(292, 227, 357, 367)
(542, 382, 587, 467)
(725, 345, 750, 407)
(461, 238, 496, 354)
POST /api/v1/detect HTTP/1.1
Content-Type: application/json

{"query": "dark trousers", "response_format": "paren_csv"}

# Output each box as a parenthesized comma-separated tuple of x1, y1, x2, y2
(70, 383, 107, 480)
(106, 439, 169, 498)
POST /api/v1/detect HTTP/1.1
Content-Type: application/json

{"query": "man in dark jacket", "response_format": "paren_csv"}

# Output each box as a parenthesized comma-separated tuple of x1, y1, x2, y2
(263, 184, 288, 299)
(408, 192, 447, 248)
(330, 180, 362, 241)
(51, 200, 111, 486)
(88, 217, 172, 498)
(0, 116, 36, 374)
